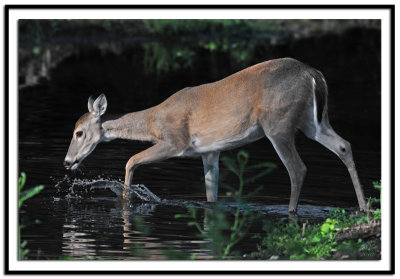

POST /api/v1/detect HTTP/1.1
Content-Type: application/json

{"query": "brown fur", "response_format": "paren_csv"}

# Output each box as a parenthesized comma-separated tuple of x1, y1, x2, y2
(143, 58, 313, 148)
(75, 113, 90, 130)
(65, 58, 368, 212)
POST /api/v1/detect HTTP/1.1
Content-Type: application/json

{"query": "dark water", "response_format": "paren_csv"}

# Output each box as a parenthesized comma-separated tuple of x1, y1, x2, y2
(18, 30, 381, 260)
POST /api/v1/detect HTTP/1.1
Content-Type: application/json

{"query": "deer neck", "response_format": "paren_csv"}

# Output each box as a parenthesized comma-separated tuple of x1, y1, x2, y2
(101, 109, 156, 143)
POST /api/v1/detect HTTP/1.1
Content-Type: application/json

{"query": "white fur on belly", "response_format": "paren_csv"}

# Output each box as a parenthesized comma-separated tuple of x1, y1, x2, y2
(178, 124, 264, 156)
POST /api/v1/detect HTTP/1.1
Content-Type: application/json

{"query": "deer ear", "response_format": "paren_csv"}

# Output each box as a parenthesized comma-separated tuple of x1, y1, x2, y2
(88, 95, 94, 112)
(92, 94, 107, 117)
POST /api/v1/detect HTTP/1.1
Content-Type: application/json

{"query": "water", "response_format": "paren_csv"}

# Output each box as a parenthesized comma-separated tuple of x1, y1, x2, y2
(18, 90, 381, 259)
(21, 176, 340, 260)
(18, 33, 381, 259)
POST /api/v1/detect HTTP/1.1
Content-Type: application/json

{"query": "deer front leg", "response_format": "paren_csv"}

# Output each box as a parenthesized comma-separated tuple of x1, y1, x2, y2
(123, 142, 178, 199)
(202, 152, 220, 202)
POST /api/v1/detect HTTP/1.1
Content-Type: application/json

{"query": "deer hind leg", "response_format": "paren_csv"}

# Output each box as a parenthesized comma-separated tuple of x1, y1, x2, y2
(201, 151, 220, 202)
(123, 142, 179, 199)
(267, 132, 307, 213)
(308, 122, 368, 211)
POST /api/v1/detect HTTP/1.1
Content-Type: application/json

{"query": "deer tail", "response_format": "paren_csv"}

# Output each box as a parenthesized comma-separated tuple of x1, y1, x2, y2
(310, 70, 328, 124)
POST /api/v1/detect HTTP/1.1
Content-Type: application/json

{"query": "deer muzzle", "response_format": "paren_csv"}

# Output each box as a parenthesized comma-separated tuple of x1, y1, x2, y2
(63, 158, 80, 170)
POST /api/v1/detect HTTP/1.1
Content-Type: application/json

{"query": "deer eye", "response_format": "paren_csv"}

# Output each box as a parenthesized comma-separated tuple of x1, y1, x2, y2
(76, 131, 83, 138)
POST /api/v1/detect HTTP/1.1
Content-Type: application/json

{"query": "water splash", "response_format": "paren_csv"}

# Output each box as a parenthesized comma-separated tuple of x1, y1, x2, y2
(53, 176, 335, 220)
(53, 176, 160, 203)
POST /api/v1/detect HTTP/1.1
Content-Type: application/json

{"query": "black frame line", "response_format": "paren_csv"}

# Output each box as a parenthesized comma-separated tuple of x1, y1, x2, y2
(4, 4, 395, 275)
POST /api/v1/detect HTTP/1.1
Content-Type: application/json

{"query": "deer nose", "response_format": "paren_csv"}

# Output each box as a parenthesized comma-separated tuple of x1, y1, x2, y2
(63, 160, 71, 170)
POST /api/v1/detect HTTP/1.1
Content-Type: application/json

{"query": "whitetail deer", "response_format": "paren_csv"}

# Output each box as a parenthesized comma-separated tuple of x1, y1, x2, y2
(64, 58, 368, 213)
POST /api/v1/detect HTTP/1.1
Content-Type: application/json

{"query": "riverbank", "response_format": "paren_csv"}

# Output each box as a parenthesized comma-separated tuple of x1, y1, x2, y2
(243, 207, 381, 260)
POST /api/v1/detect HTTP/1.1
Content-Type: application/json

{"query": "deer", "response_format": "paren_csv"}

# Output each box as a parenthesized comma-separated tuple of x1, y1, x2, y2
(64, 57, 368, 213)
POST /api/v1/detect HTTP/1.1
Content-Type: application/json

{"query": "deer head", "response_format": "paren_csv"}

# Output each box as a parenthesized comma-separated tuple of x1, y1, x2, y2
(64, 94, 107, 170)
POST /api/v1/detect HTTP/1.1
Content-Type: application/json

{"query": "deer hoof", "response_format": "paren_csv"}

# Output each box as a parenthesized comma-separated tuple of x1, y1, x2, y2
(360, 202, 370, 212)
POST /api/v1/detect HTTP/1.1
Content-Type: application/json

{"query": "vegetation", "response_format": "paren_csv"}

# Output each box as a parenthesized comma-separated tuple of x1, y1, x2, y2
(170, 153, 381, 260)
(175, 151, 277, 259)
(250, 206, 381, 260)
(19, 19, 379, 75)
(18, 173, 44, 209)
(18, 172, 44, 260)
(142, 19, 283, 73)
(251, 180, 381, 260)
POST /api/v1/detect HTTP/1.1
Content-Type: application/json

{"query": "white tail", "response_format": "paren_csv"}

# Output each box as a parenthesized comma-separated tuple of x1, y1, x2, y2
(64, 58, 368, 213)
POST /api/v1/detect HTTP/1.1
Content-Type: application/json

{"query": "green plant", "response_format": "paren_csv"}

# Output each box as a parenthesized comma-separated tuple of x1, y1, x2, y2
(19, 173, 44, 208)
(175, 151, 276, 259)
(327, 208, 357, 227)
(252, 180, 382, 260)
(258, 216, 342, 260)
(18, 172, 44, 260)
(142, 20, 265, 73)
(371, 181, 382, 220)
(370, 180, 381, 205)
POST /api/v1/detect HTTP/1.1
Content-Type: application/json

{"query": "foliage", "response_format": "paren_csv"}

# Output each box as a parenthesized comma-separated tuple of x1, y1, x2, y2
(20, 19, 284, 73)
(173, 154, 381, 261)
(369, 181, 381, 220)
(158, 178, 380, 260)
(370, 180, 381, 205)
(256, 216, 342, 260)
(19, 19, 379, 76)
(142, 20, 263, 73)
(143, 42, 196, 74)
(251, 186, 381, 260)
(18, 172, 44, 260)
(19, 172, 45, 208)
(175, 151, 276, 259)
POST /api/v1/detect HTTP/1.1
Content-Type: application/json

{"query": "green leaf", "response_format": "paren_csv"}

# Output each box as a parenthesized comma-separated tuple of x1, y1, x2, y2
(32, 46, 41, 55)
(221, 157, 239, 176)
(19, 185, 44, 208)
(320, 223, 330, 234)
(246, 162, 277, 170)
(174, 214, 191, 219)
(208, 42, 217, 51)
(244, 168, 275, 184)
(237, 151, 249, 171)
(188, 204, 197, 218)
(20, 240, 27, 248)
(18, 172, 26, 193)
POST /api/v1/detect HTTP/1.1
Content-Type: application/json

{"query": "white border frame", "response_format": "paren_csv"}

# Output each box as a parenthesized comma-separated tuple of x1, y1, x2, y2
(4, 5, 392, 273)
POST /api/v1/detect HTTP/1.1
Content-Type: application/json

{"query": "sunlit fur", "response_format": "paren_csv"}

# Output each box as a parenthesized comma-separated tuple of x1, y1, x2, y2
(64, 58, 368, 212)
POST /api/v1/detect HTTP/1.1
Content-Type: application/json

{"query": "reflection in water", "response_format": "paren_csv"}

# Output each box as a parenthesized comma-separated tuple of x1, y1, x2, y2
(120, 201, 168, 260)
(58, 178, 210, 259)
(60, 200, 167, 259)
(57, 178, 336, 259)
(62, 223, 96, 258)
(59, 179, 165, 259)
